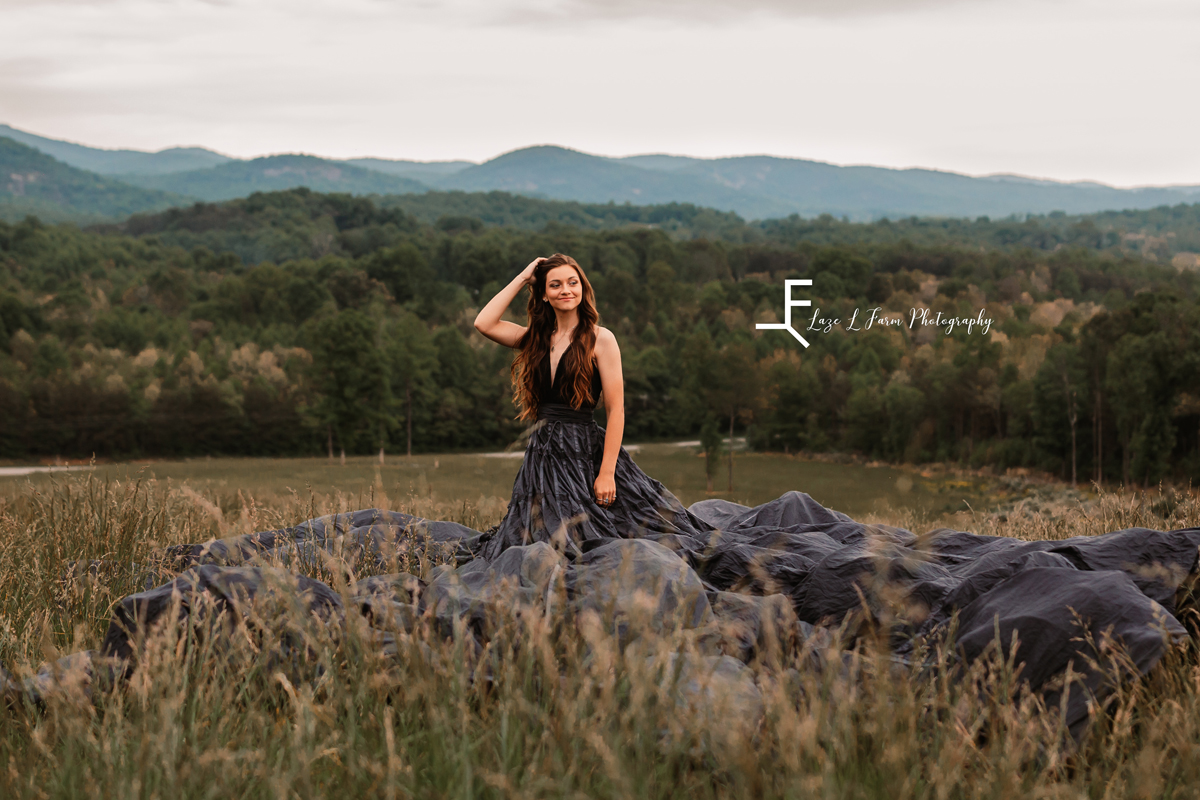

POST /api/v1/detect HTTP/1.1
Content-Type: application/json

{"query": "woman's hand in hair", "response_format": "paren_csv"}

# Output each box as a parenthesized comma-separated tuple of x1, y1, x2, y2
(474, 259, 543, 346)
(520, 257, 546, 286)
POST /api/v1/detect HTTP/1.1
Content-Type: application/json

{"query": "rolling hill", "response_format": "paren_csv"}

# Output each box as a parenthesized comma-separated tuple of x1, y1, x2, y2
(3, 123, 1200, 223)
(666, 156, 1200, 219)
(0, 124, 232, 175)
(118, 155, 430, 202)
(0, 137, 185, 222)
(421, 146, 1200, 221)
(430, 145, 794, 219)
(344, 157, 474, 181)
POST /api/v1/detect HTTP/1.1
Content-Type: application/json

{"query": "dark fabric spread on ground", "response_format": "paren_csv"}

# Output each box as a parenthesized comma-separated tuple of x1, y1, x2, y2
(8, 397, 1200, 739)
(482, 345, 705, 561)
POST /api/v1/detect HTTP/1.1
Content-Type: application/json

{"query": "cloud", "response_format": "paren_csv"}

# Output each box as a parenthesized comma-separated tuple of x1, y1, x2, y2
(491, 0, 999, 24)
(1, 0, 1197, 184)
(0, 0, 998, 23)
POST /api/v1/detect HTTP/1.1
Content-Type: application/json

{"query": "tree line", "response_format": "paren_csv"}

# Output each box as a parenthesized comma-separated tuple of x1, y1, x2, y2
(2, 189, 1199, 485)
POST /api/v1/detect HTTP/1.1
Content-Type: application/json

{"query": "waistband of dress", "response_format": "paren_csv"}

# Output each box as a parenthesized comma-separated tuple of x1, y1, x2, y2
(536, 403, 596, 424)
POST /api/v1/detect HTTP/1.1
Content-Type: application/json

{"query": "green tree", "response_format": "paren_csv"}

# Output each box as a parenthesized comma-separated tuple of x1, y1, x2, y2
(699, 416, 723, 493)
(698, 281, 728, 324)
(365, 243, 435, 309)
(883, 380, 925, 462)
(1106, 333, 1176, 486)
(704, 341, 765, 491)
(386, 312, 438, 458)
(810, 247, 873, 297)
(307, 310, 391, 462)
(1033, 342, 1086, 483)
(755, 355, 820, 454)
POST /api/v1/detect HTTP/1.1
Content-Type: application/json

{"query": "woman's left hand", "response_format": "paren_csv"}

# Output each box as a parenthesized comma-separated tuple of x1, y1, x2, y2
(594, 472, 617, 507)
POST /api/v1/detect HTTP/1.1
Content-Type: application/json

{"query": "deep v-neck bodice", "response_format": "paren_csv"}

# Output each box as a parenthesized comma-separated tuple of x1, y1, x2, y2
(541, 341, 601, 409)
(548, 339, 574, 387)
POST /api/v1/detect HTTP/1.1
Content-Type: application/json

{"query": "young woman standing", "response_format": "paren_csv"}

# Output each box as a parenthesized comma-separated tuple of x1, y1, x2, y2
(473, 253, 713, 559)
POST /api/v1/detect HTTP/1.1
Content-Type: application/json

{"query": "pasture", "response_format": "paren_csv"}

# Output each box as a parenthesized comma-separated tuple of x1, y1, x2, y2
(0, 441, 1003, 524)
(2, 449, 1194, 798)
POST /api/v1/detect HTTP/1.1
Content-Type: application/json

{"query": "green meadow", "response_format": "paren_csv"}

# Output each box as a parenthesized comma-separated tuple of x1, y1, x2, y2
(0, 464, 1196, 798)
(0, 443, 1008, 525)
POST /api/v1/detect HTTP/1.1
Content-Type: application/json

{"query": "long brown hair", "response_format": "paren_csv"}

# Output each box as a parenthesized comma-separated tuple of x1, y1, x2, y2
(511, 253, 601, 422)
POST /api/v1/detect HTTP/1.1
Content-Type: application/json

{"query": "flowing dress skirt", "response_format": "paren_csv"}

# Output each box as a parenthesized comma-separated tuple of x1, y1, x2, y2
(479, 414, 716, 561)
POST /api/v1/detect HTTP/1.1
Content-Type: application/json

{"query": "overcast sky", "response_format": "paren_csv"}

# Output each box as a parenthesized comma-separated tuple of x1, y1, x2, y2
(3, 0, 1197, 186)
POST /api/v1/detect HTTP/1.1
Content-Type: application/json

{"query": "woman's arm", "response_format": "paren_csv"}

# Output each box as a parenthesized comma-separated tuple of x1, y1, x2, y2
(473, 257, 543, 348)
(594, 327, 624, 502)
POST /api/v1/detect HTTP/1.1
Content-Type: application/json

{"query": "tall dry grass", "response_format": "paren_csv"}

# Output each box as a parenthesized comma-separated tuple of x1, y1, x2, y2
(1, 473, 1200, 798)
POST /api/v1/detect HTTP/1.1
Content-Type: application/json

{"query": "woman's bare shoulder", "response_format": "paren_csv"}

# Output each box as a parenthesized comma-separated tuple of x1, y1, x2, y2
(594, 326, 619, 349)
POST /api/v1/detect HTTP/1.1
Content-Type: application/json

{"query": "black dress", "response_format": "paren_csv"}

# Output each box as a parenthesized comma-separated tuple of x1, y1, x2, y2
(479, 342, 716, 561)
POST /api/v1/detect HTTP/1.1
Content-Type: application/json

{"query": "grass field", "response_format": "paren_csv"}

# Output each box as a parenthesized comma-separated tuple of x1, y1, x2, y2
(0, 441, 1044, 525)
(2, 458, 1196, 798)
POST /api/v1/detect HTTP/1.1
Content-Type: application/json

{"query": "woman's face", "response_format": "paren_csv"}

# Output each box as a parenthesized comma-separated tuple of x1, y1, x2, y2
(543, 266, 581, 312)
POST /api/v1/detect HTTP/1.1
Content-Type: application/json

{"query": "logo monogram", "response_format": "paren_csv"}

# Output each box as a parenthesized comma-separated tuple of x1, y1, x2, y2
(755, 279, 813, 347)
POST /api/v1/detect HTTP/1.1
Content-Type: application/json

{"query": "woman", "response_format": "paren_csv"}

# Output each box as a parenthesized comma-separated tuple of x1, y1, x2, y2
(473, 253, 714, 560)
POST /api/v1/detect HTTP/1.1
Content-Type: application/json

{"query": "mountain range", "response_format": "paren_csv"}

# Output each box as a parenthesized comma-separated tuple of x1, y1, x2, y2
(0, 137, 182, 223)
(3, 123, 1199, 223)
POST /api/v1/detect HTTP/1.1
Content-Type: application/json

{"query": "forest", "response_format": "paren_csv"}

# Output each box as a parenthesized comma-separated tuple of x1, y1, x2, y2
(2, 187, 1199, 486)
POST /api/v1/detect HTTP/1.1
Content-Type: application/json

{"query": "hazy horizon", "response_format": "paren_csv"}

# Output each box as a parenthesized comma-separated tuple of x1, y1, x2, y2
(8, 123, 1200, 193)
(4, 0, 1197, 187)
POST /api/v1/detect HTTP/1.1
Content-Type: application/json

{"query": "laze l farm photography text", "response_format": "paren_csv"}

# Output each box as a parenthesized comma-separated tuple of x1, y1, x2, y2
(802, 306, 995, 336)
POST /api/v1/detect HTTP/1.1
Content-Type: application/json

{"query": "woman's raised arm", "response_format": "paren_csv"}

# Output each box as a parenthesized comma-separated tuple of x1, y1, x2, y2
(473, 257, 543, 348)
